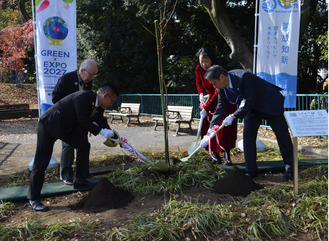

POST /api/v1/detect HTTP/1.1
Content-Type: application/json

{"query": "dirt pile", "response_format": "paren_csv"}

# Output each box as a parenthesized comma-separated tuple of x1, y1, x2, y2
(213, 166, 264, 197)
(74, 178, 134, 212)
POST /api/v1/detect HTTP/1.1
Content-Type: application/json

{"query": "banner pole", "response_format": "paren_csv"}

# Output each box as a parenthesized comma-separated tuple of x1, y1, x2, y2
(253, 0, 259, 74)
(31, 0, 41, 118)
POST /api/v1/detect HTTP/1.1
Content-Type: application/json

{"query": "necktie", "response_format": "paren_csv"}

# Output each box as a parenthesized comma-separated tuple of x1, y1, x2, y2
(90, 107, 101, 119)
(225, 87, 239, 104)
(79, 81, 85, 90)
(228, 87, 237, 96)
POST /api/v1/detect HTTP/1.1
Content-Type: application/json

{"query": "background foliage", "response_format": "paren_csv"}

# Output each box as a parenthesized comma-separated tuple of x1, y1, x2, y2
(0, 0, 327, 94)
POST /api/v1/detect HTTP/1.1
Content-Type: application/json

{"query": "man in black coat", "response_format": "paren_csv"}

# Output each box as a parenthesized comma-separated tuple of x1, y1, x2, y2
(52, 59, 97, 185)
(28, 81, 119, 211)
(201, 65, 293, 180)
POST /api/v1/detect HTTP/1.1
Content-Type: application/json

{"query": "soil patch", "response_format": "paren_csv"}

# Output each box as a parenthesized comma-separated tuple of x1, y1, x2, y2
(72, 178, 134, 213)
(213, 166, 264, 197)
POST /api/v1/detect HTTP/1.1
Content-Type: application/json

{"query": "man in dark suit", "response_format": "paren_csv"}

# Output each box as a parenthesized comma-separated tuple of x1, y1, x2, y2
(201, 65, 293, 180)
(52, 59, 97, 186)
(28, 81, 119, 211)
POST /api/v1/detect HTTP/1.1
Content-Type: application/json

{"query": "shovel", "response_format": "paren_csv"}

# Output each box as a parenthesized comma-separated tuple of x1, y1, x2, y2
(187, 94, 210, 155)
(187, 113, 205, 155)
(181, 123, 226, 162)
(103, 130, 168, 172)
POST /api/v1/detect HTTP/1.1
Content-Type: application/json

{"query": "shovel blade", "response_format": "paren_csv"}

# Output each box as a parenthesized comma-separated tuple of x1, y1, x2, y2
(149, 160, 169, 172)
(181, 145, 202, 162)
(180, 156, 191, 162)
(187, 139, 200, 155)
(143, 157, 168, 172)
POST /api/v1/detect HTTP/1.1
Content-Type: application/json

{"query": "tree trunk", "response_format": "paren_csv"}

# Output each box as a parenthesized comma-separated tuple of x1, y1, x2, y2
(299, 0, 318, 38)
(18, 0, 30, 23)
(154, 20, 170, 166)
(200, 0, 253, 71)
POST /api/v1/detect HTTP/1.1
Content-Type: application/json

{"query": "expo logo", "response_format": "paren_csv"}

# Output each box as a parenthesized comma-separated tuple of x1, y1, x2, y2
(43, 61, 67, 76)
(262, 0, 297, 13)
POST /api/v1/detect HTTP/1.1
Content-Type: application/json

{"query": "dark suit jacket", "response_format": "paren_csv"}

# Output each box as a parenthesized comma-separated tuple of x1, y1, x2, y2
(52, 70, 93, 104)
(40, 90, 109, 139)
(211, 69, 284, 127)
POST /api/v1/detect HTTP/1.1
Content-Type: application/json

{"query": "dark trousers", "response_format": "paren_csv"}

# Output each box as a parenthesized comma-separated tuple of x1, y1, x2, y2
(243, 110, 293, 175)
(27, 122, 90, 201)
(60, 141, 74, 181)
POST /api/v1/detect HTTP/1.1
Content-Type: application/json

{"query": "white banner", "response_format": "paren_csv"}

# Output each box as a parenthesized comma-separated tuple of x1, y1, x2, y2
(35, 0, 77, 114)
(256, 0, 300, 108)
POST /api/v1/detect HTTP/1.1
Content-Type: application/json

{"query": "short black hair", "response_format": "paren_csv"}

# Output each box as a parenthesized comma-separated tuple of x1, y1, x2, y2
(97, 81, 119, 97)
(195, 47, 219, 66)
(205, 65, 228, 80)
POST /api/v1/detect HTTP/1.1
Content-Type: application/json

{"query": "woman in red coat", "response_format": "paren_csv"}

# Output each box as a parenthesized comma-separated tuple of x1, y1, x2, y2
(195, 47, 237, 164)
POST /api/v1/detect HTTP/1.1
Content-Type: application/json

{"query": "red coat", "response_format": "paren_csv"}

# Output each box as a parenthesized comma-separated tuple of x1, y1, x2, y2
(196, 65, 215, 96)
(195, 65, 237, 153)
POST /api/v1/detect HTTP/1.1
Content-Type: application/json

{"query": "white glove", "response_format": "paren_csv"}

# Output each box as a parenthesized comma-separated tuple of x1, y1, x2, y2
(239, 99, 246, 108)
(223, 114, 235, 126)
(200, 135, 210, 148)
(199, 93, 205, 103)
(200, 109, 207, 119)
(99, 128, 114, 139)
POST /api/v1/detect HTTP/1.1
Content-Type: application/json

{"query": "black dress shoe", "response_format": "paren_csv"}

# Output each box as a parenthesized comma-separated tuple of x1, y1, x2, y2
(211, 152, 222, 164)
(29, 200, 49, 212)
(283, 172, 294, 181)
(210, 159, 222, 164)
(63, 179, 73, 185)
(224, 159, 232, 166)
(73, 179, 97, 189)
(245, 172, 258, 179)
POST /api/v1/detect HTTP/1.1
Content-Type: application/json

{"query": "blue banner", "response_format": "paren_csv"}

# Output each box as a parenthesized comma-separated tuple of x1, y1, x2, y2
(256, 0, 300, 108)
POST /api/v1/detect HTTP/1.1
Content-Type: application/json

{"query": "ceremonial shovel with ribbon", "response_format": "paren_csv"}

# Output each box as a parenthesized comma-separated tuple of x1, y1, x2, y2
(180, 123, 226, 162)
(103, 130, 168, 172)
(187, 94, 210, 155)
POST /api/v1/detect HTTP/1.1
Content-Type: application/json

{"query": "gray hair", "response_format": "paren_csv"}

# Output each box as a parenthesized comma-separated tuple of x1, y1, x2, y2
(79, 59, 97, 71)
(205, 65, 228, 80)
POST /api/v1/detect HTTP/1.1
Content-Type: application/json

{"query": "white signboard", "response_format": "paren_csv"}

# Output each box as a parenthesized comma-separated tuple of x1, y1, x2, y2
(284, 110, 328, 137)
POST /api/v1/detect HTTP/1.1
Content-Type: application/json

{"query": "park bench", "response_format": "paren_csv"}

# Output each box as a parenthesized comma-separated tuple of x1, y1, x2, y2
(152, 105, 194, 136)
(105, 103, 141, 127)
(0, 104, 38, 120)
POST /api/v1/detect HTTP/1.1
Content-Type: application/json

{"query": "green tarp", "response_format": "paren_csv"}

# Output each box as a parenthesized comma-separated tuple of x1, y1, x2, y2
(0, 178, 99, 202)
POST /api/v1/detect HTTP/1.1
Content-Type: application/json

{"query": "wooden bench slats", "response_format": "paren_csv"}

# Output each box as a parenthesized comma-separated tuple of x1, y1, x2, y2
(105, 103, 141, 127)
(152, 105, 194, 136)
(0, 104, 30, 112)
(0, 104, 38, 120)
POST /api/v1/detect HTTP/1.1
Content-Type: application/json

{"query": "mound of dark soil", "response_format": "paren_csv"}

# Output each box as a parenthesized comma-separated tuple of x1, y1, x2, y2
(213, 166, 264, 197)
(73, 178, 134, 212)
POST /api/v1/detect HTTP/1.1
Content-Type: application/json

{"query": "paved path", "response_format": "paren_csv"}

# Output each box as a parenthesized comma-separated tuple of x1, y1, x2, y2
(0, 118, 327, 176)
(0, 118, 199, 175)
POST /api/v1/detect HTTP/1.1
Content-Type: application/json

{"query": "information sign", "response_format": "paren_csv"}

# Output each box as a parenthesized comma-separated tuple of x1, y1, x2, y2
(284, 110, 328, 137)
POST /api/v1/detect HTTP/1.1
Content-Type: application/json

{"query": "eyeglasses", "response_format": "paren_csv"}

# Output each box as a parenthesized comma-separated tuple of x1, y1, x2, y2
(85, 69, 97, 78)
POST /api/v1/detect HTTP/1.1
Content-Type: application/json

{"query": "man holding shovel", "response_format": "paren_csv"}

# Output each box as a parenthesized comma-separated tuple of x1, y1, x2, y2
(52, 59, 97, 186)
(200, 65, 293, 181)
(28, 81, 119, 211)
